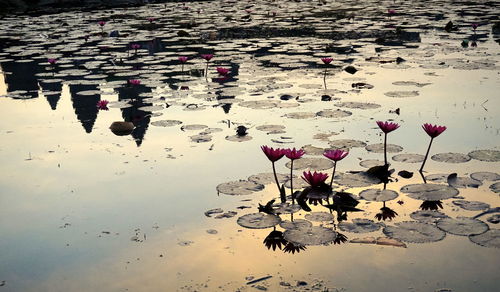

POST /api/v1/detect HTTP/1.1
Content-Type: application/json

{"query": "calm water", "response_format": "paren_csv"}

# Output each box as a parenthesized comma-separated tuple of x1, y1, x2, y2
(0, 0, 499, 291)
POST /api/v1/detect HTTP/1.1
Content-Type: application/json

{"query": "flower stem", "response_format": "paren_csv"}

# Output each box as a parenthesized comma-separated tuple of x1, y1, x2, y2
(205, 61, 209, 77)
(420, 137, 434, 172)
(329, 161, 337, 187)
(384, 133, 388, 165)
(323, 68, 328, 90)
(290, 160, 294, 203)
(272, 162, 285, 202)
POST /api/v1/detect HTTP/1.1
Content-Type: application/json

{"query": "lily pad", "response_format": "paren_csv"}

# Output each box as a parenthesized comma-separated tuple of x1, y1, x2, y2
(283, 226, 336, 246)
(452, 200, 490, 211)
(384, 91, 419, 98)
(392, 153, 425, 163)
(304, 212, 334, 222)
(383, 221, 446, 243)
(490, 182, 500, 193)
(316, 109, 352, 118)
(329, 139, 367, 149)
(216, 180, 265, 196)
(468, 150, 500, 162)
(469, 229, 500, 248)
(334, 172, 381, 188)
(365, 143, 403, 153)
(436, 217, 489, 236)
(151, 120, 183, 127)
(335, 102, 381, 109)
(431, 152, 471, 163)
(285, 157, 334, 171)
(410, 210, 449, 223)
(284, 112, 316, 119)
(400, 184, 459, 201)
(237, 213, 281, 229)
(359, 159, 385, 168)
(279, 219, 313, 230)
(272, 203, 302, 214)
(248, 173, 290, 185)
(447, 175, 482, 188)
(225, 135, 253, 142)
(470, 172, 500, 182)
(339, 219, 381, 233)
(359, 189, 399, 202)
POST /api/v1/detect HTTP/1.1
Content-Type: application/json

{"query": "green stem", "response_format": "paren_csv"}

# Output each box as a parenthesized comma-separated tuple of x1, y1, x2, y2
(420, 137, 434, 172)
(329, 161, 337, 187)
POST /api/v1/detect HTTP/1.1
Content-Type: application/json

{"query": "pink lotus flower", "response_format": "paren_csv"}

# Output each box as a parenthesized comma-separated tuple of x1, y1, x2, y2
(128, 79, 141, 85)
(376, 121, 400, 133)
(471, 23, 479, 30)
(388, 9, 396, 15)
(261, 145, 285, 162)
(302, 171, 329, 187)
(216, 67, 230, 76)
(201, 54, 214, 61)
(285, 148, 305, 160)
(323, 149, 348, 162)
(147, 17, 155, 23)
(422, 123, 446, 138)
(321, 57, 333, 64)
(98, 21, 106, 26)
(130, 44, 141, 50)
(47, 58, 57, 65)
(178, 56, 188, 63)
(323, 149, 348, 187)
(97, 100, 109, 110)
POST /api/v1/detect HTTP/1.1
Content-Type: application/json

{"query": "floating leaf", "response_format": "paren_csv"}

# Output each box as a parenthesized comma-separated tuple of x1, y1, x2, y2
(437, 217, 489, 236)
(304, 212, 334, 222)
(468, 149, 500, 162)
(216, 180, 265, 196)
(359, 189, 398, 202)
(392, 153, 425, 163)
(469, 229, 500, 248)
(431, 152, 471, 163)
(383, 221, 446, 243)
(410, 210, 449, 223)
(283, 226, 336, 246)
(452, 200, 490, 211)
(237, 213, 281, 229)
(400, 184, 459, 200)
(339, 219, 381, 233)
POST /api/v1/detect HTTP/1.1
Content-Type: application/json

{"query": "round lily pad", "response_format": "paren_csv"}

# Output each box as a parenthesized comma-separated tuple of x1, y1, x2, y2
(151, 120, 183, 127)
(225, 135, 253, 142)
(410, 210, 449, 223)
(452, 200, 490, 211)
(190, 134, 212, 143)
(384, 91, 419, 98)
(425, 174, 449, 183)
(329, 139, 367, 149)
(335, 102, 381, 109)
(272, 203, 302, 214)
(284, 112, 316, 119)
(437, 217, 489, 236)
(256, 124, 285, 133)
(239, 100, 279, 109)
(490, 182, 500, 193)
(301, 144, 327, 156)
(339, 219, 381, 233)
(316, 109, 352, 118)
(237, 213, 281, 229)
(469, 229, 500, 248)
(487, 214, 500, 224)
(359, 159, 385, 168)
(216, 180, 265, 196)
(181, 124, 208, 131)
(334, 172, 381, 188)
(365, 143, 403, 154)
(468, 150, 500, 162)
(284, 226, 336, 246)
(447, 176, 482, 188)
(304, 212, 334, 222)
(279, 219, 313, 230)
(431, 152, 471, 163)
(470, 172, 500, 182)
(285, 157, 334, 171)
(383, 221, 446, 243)
(248, 173, 290, 185)
(359, 189, 399, 202)
(400, 184, 459, 201)
(392, 153, 425, 163)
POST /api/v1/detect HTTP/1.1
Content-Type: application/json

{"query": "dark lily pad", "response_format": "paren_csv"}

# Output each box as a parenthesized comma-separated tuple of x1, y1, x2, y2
(216, 180, 265, 196)
(469, 229, 500, 248)
(431, 152, 471, 163)
(392, 153, 425, 163)
(359, 189, 399, 202)
(400, 184, 459, 200)
(425, 174, 449, 183)
(468, 149, 500, 162)
(339, 219, 381, 233)
(237, 213, 281, 229)
(436, 217, 489, 236)
(365, 143, 403, 153)
(410, 210, 449, 223)
(304, 212, 334, 222)
(383, 221, 446, 243)
(452, 200, 490, 211)
(283, 226, 336, 246)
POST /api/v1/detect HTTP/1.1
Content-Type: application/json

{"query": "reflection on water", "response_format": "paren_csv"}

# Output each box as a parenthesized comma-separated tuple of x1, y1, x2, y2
(0, 0, 499, 291)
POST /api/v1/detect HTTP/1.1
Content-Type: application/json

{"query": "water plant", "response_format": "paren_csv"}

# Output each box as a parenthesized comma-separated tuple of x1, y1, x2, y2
(420, 123, 447, 172)
(261, 145, 286, 202)
(284, 147, 305, 201)
(323, 149, 348, 187)
(376, 121, 400, 165)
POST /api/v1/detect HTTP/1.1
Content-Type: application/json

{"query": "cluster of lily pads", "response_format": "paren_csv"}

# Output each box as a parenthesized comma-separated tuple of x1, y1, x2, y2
(215, 121, 500, 253)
